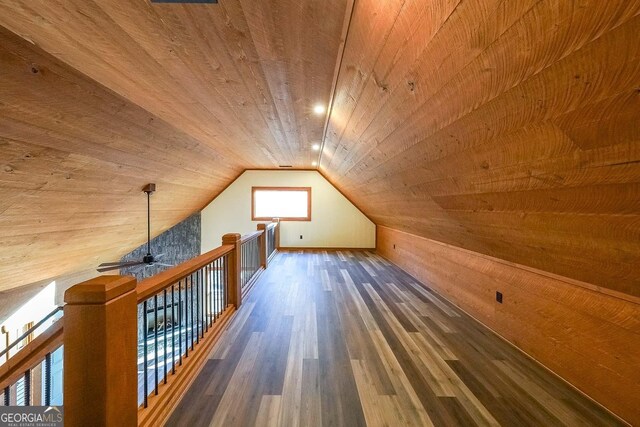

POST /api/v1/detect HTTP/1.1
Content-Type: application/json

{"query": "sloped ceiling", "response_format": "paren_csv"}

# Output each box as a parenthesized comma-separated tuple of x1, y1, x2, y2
(321, 0, 640, 297)
(0, 0, 349, 291)
(0, 1, 638, 297)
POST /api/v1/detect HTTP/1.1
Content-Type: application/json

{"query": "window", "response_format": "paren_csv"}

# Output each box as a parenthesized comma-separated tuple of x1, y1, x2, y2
(252, 187, 311, 221)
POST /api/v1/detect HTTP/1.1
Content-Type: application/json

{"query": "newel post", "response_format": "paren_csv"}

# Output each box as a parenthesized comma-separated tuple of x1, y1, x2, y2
(222, 233, 242, 308)
(257, 223, 268, 269)
(63, 275, 138, 427)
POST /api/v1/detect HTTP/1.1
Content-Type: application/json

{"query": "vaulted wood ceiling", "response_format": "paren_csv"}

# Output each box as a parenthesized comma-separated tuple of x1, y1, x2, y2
(322, 0, 640, 297)
(0, 0, 349, 291)
(0, 1, 638, 297)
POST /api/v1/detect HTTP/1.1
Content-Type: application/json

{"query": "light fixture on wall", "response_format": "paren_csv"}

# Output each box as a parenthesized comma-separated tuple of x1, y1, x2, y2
(312, 161, 318, 167)
(311, 144, 320, 151)
(313, 104, 325, 115)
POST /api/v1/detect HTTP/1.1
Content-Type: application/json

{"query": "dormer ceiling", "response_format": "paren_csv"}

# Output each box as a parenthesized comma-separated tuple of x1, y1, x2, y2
(0, 1, 638, 296)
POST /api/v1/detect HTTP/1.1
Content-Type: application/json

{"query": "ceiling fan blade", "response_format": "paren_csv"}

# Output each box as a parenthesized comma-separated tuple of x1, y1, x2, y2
(97, 260, 146, 273)
(98, 260, 145, 268)
(154, 263, 174, 267)
(154, 253, 165, 260)
(97, 261, 130, 267)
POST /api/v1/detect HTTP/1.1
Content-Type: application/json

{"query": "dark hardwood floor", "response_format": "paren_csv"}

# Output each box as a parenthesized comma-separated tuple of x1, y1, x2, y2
(167, 250, 625, 427)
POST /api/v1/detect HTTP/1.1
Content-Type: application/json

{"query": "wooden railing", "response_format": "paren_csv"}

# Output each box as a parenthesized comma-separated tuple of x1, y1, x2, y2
(0, 220, 279, 426)
(263, 221, 278, 262)
(239, 231, 262, 298)
(257, 219, 279, 268)
(0, 320, 64, 406)
(136, 245, 234, 426)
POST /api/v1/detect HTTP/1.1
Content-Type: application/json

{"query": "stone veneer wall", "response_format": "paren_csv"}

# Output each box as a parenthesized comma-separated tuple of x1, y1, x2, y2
(120, 213, 201, 281)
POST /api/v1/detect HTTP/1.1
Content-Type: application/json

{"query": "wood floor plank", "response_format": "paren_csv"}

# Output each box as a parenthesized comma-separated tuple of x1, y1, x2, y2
(299, 359, 322, 427)
(255, 395, 282, 427)
(208, 332, 264, 427)
(167, 251, 627, 427)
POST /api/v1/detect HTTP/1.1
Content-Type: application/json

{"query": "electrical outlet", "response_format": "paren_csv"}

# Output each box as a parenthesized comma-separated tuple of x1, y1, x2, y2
(496, 291, 503, 303)
(299, 235, 303, 239)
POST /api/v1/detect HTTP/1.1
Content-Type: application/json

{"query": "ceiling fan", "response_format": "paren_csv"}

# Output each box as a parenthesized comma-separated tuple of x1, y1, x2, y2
(97, 183, 173, 273)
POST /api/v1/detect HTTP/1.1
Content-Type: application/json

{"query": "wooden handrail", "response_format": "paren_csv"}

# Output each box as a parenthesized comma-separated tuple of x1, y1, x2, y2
(137, 244, 234, 302)
(0, 306, 62, 360)
(0, 320, 63, 391)
(0, 226, 276, 424)
(240, 230, 263, 244)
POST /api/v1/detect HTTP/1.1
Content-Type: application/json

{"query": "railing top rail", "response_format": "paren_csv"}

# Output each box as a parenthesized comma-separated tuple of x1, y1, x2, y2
(0, 320, 64, 391)
(0, 306, 63, 360)
(137, 244, 234, 302)
(240, 230, 263, 244)
(266, 222, 277, 230)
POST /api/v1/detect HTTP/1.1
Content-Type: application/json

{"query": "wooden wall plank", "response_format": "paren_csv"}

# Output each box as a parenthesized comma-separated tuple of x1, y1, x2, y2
(321, 1, 640, 296)
(377, 225, 640, 425)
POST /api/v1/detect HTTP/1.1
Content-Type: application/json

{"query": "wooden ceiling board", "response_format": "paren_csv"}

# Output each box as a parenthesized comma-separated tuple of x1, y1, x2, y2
(0, 0, 349, 292)
(321, 0, 640, 296)
(0, 0, 348, 167)
(0, 0, 638, 299)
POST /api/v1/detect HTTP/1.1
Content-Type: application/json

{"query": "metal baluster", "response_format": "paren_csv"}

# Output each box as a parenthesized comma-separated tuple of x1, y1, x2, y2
(171, 284, 176, 375)
(194, 271, 200, 344)
(178, 281, 183, 365)
(224, 254, 229, 308)
(208, 263, 213, 327)
(215, 258, 220, 318)
(143, 300, 148, 408)
(185, 276, 189, 357)
(213, 260, 217, 318)
(201, 269, 205, 337)
(163, 289, 168, 384)
(154, 295, 158, 395)
(44, 353, 52, 406)
(190, 274, 194, 351)
(198, 269, 202, 338)
(204, 264, 209, 332)
(188, 275, 192, 352)
(202, 268, 206, 332)
(24, 370, 30, 406)
(206, 265, 210, 329)
(198, 269, 203, 340)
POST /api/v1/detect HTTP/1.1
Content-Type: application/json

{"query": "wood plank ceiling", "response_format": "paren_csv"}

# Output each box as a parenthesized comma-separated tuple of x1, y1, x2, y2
(321, 0, 640, 297)
(0, 0, 638, 299)
(0, 0, 349, 291)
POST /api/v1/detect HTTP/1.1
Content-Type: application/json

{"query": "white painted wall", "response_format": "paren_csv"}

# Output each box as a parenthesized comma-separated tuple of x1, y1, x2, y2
(201, 170, 375, 252)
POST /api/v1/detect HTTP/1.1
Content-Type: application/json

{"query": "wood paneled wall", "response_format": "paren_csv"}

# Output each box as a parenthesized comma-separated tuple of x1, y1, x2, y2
(377, 225, 640, 425)
(322, 0, 640, 297)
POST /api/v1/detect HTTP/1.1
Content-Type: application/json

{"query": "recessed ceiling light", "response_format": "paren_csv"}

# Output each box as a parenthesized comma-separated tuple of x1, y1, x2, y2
(312, 144, 320, 151)
(312, 161, 318, 167)
(313, 104, 325, 115)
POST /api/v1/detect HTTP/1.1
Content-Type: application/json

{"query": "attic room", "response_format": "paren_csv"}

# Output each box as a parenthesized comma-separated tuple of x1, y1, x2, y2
(0, 0, 638, 426)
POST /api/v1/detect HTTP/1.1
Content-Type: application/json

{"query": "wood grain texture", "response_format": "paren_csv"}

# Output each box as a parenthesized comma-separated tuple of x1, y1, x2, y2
(377, 226, 639, 426)
(320, 0, 640, 297)
(0, 0, 349, 291)
(167, 250, 626, 426)
(0, 320, 63, 391)
(64, 276, 138, 427)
